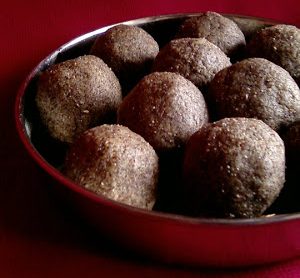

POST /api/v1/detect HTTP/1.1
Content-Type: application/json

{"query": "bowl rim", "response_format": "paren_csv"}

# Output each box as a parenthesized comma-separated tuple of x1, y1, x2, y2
(15, 12, 300, 228)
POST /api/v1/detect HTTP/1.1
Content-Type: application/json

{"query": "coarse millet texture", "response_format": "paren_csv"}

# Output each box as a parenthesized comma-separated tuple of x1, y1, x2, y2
(117, 72, 209, 152)
(209, 58, 300, 131)
(90, 24, 159, 92)
(152, 38, 231, 89)
(36, 55, 122, 144)
(176, 12, 246, 57)
(64, 125, 159, 210)
(183, 117, 285, 218)
(247, 24, 300, 85)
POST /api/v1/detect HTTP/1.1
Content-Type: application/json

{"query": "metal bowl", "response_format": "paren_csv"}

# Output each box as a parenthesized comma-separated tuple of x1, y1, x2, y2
(15, 13, 300, 267)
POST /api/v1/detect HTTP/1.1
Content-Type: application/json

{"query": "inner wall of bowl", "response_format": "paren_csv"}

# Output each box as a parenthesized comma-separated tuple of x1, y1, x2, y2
(22, 14, 299, 216)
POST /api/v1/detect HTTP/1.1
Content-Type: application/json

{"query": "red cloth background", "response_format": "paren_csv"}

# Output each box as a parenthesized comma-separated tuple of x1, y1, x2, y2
(1, 0, 300, 277)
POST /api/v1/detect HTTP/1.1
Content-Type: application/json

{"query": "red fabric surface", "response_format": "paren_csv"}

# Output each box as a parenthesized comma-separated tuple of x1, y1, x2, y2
(1, 0, 300, 276)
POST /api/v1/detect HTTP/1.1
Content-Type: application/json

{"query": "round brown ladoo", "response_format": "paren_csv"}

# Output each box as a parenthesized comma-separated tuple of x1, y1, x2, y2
(176, 11, 246, 57)
(36, 55, 122, 144)
(182, 117, 285, 218)
(246, 24, 300, 85)
(90, 24, 159, 92)
(117, 72, 209, 152)
(209, 58, 300, 131)
(152, 38, 231, 90)
(64, 124, 159, 210)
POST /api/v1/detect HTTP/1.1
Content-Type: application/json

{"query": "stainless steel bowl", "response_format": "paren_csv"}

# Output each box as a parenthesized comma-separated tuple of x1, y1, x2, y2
(15, 13, 300, 267)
